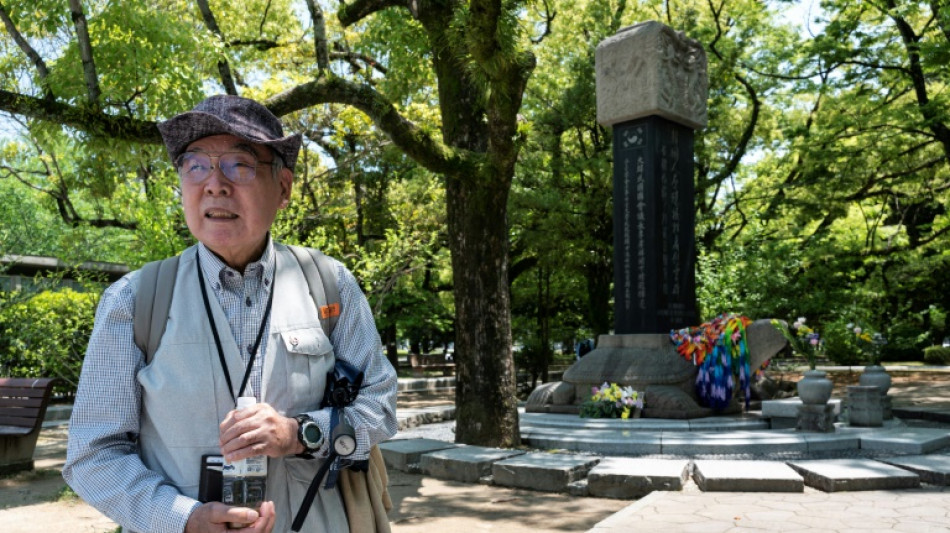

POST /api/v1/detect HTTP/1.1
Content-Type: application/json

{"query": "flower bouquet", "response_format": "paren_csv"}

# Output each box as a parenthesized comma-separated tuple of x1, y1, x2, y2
(771, 317, 822, 369)
(579, 382, 643, 419)
(847, 323, 887, 365)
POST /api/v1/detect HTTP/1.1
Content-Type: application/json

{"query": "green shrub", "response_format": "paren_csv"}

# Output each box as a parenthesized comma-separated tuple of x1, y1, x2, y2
(923, 346, 950, 365)
(0, 288, 99, 396)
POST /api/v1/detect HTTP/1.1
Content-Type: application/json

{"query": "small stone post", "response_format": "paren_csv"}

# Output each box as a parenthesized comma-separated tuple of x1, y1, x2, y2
(847, 385, 884, 427)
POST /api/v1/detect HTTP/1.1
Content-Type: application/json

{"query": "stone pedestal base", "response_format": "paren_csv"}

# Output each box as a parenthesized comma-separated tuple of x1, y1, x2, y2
(848, 385, 883, 427)
(882, 395, 892, 420)
(796, 403, 836, 433)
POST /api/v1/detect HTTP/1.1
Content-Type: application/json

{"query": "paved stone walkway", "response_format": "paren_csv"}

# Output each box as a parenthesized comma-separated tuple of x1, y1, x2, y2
(390, 368, 950, 532)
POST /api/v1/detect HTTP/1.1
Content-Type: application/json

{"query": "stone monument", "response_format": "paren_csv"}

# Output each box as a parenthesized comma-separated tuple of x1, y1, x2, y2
(526, 22, 794, 418)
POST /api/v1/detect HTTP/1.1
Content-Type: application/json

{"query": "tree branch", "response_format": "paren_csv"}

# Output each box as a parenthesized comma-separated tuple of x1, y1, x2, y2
(0, 90, 161, 143)
(338, 0, 406, 27)
(196, 0, 239, 95)
(304, 0, 330, 70)
(330, 46, 388, 75)
(530, 0, 556, 44)
(267, 76, 468, 176)
(0, 1, 53, 101)
(884, 0, 950, 160)
(67, 0, 101, 107)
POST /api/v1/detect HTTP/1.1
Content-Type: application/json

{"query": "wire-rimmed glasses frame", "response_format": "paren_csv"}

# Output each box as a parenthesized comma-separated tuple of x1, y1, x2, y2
(175, 150, 276, 185)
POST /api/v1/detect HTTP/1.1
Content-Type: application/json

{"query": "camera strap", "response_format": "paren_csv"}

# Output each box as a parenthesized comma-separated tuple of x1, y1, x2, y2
(291, 362, 364, 531)
(196, 252, 275, 404)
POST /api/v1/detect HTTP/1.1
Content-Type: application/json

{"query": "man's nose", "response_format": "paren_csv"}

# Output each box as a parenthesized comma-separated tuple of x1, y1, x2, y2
(203, 165, 232, 193)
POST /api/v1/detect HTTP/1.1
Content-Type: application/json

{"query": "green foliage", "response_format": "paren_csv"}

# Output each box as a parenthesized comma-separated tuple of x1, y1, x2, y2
(0, 288, 98, 395)
(923, 346, 950, 365)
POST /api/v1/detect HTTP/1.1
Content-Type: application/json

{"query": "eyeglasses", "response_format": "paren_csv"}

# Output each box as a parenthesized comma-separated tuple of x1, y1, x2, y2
(175, 151, 274, 185)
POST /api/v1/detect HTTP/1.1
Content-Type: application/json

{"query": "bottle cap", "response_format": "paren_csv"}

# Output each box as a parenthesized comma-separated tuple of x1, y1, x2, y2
(237, 396, 257, 409)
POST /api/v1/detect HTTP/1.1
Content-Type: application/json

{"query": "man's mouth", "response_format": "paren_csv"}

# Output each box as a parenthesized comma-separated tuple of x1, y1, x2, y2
(205, 209, 238, 220)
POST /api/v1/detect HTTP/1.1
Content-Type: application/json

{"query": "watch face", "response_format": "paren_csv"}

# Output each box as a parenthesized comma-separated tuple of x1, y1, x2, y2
(303, 423, 321, 445)
(333, 434, 357, 456)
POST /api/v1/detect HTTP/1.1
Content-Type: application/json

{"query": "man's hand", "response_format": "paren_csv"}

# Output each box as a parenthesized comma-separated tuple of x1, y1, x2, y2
(219, 401, 302, 462)
(185, 501, 275, 533)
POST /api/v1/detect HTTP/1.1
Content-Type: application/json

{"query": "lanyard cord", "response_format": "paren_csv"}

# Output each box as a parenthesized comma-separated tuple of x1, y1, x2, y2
(196, 252, 275, 405)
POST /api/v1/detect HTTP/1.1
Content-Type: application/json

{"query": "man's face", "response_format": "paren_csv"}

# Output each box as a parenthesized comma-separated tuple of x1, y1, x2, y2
(179, 134, 292, 270)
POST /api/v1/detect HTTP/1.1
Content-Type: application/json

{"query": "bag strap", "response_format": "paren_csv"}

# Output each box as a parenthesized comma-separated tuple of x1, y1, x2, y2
(288, 245, 341, 336)
(133, 256, 180, 363)
(134, 247, 341, 362)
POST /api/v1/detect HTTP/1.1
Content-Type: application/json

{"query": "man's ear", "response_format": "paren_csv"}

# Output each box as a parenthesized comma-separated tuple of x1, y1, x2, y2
(279, 167, 293, 207)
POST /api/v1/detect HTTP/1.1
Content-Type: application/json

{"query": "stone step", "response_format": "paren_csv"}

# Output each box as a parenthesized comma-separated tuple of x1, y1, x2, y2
(396, 405, 456, 431)
(858, 427, 950, 454)
(377, 438, 458, 473)
(397, 376, 455, 393)
(383, 438, 943, 498)
(520, 411, 769, 432)
(521, 425, 865, 456)
(586, 458, 689, 499)
(692, 460, 804, 492)
(419, 445, 525, 483)
(522, 426, 662, 455)
(878, 454, 950, 485)
(491, 452, 600, 492)
(787, 458, 921, 492)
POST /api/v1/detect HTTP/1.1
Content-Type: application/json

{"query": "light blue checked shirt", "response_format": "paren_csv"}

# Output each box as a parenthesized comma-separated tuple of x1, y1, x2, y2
(64, 239, 397, 533)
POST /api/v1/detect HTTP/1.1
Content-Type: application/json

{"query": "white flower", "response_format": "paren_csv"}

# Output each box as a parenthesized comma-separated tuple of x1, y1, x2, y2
(853, 326, 862, 334)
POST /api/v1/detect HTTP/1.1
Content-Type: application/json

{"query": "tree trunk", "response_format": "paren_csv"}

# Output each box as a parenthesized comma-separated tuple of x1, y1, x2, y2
(447, 175, 519, 447)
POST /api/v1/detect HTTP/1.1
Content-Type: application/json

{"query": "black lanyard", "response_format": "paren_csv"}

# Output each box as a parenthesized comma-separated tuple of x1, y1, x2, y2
(196, 252, 275, 405)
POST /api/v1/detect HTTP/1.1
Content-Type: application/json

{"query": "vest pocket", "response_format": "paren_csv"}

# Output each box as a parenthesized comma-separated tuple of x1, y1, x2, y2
(281, 326, 332, 357)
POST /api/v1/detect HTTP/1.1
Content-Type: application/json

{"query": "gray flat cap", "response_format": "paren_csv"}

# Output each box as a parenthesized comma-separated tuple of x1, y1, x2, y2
(158, 95, 302, 169)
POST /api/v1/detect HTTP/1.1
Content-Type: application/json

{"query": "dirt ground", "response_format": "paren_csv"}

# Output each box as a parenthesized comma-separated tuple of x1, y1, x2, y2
(1, 370, 946, 532)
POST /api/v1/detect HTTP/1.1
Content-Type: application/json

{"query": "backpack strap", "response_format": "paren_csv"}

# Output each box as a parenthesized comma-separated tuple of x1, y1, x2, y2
(133, 256, 180, 363)
(288, 245, 341, 336)
(133, 246, 340, 363)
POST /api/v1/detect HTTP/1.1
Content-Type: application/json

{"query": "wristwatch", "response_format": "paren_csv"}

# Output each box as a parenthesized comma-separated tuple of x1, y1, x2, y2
(294, 414, 323, 457)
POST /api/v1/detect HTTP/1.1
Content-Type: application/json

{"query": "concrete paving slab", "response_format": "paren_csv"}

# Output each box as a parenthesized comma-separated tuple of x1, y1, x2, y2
(419, 445, 525, 483)
(878, 453, 950, 485)
(586, 457, 689, 499)
(491, 452, 600, 492)
(378, 438, 459, 472)
(692, 460, 804, 492)
(859, 426, 950, 454)
(787, 458, 921, 492)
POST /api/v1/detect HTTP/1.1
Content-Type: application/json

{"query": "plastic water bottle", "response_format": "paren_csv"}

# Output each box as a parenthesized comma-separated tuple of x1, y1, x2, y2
(222, 396, 267, 527)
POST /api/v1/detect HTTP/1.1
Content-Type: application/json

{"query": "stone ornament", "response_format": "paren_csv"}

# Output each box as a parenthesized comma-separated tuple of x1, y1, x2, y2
(596, 20, 708, 129)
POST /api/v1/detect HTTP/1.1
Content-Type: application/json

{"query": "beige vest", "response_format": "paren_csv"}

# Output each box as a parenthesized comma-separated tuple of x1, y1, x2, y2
(135, 245, 347, 532)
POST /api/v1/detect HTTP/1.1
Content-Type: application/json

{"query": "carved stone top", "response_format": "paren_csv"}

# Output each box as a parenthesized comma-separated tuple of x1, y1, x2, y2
(595, 21, 708, 129)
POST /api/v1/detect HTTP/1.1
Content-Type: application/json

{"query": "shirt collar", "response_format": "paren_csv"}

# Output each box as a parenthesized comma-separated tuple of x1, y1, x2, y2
(197, 237, 276, 289)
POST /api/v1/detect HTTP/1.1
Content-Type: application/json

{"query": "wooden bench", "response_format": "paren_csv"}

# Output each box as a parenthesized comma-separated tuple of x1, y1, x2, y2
(0, 377, 58, 475)
(409, 353, 456, 377)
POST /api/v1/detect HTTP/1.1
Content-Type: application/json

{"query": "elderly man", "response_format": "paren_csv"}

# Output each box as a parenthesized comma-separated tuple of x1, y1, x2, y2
(64, 95, 398, 533)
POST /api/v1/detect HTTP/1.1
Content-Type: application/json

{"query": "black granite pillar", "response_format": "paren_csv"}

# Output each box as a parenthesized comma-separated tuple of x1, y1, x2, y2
(612, 115, 697, 334)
